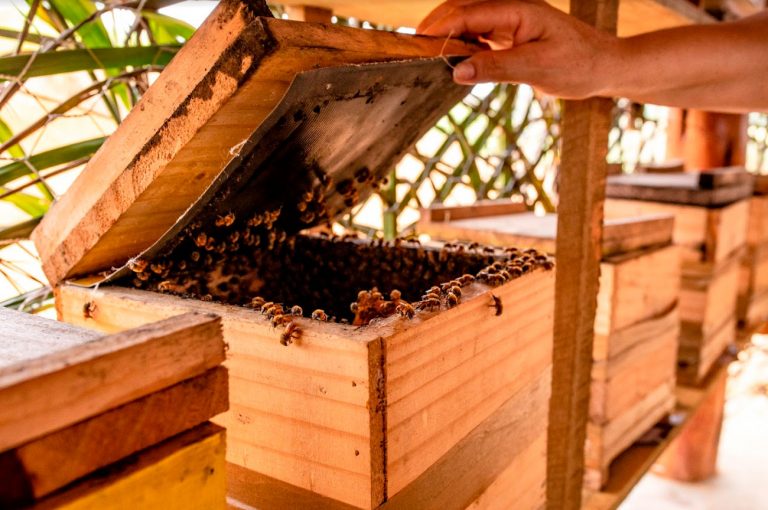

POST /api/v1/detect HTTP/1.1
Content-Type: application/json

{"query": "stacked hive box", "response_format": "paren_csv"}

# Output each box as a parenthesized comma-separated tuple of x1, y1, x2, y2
(605, 168, 752, 384)
(0, 309, 227, 509)
(418, 204, 680, 489)
(31, 2, 555, 509)
(738, 175, 768, 332)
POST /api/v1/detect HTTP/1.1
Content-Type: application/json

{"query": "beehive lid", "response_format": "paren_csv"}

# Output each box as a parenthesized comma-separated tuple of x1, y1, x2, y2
(605, 167, 754, 206)
(753, 175, 768, 196)
(32, 0, 474, 287)
(420, 206, 674, 258)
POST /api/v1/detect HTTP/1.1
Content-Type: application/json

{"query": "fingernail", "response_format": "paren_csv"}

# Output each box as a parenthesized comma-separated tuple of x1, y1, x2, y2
(453, 62, 475, 82)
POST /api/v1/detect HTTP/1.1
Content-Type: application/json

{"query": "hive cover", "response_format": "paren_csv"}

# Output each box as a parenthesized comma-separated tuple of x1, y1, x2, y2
(32, 0, 474, 286)
(606, 167, 754, 206)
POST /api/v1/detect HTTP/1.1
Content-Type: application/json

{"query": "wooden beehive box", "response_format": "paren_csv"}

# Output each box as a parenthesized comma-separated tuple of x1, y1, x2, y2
(32, 2, 554, 509)
(0, 309, 227, 509)
(605, 167, 753, 384)
(738, 175, 768, 331)
(418, 204, 680, 490)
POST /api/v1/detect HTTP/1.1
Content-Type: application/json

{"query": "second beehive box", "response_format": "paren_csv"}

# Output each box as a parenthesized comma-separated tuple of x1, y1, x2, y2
(418, 204, 680, 489)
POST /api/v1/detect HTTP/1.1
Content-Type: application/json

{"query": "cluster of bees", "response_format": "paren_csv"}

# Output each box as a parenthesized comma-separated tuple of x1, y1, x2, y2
(124, 211, 554, 344)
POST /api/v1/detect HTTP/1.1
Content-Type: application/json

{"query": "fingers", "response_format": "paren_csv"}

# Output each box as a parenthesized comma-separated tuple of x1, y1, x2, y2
(452, 47, 536, 85)
(420, 0, 519, 38)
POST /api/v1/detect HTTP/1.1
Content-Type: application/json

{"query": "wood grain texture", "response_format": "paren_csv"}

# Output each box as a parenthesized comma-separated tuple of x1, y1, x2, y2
(0, 312, 224, 452)
(28, 423, 226, 510)
(57, 269, 554, 509)
(595, 245, 680, 336)
(654, 363, 728, 481)
(548, 2, 618, 507)
(33, 3, 477, 286)
(605, 198, 749, 264)
(606, 171, 753, 207)
(0, 367, 228, 505)
(746, 196, 768, 246)
(419, 211, 674, 258)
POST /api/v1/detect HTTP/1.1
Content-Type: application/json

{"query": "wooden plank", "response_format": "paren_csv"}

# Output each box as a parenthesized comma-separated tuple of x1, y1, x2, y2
(593, 304, 679, 362)
(746, 195, 768, 246)
(28, 423, 226, 510)
(421, 200, 527, 223)
(679, 255, 740, 338)
(279, 0, 712, 36)
(385, 271, 554, 495)
(678, 317, 735, 385)
(548, 1, 618, 507)
(606, 198, 749, 264)
(419, 210, 674, 258)
(0, 367, 228, 505)
(636, 159, 684, 174)
(595, 245, 680, 336)
(0, 311, 224, 452)
(33, 2, 477, 286)
(753, 175, 768, 195)
(606, 172, 753, 207)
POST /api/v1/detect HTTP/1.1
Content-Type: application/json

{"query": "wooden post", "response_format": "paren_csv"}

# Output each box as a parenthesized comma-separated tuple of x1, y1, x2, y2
(284, 4, 333, 23)
(654, 366, 728, 480)
(547, 1, 618, 508)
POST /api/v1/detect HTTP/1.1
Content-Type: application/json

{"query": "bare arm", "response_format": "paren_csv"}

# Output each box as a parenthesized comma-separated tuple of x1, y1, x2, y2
(417, 1, 768, 113)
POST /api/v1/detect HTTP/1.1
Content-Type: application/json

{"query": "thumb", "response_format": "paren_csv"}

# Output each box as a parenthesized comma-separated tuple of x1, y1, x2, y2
(452, 48, 529, 84)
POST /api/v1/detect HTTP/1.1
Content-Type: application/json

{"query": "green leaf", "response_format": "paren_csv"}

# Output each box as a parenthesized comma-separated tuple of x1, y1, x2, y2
(0, 137, 105, 187)
(0, 216, 41, 246)
(0, 119, 24, 159)
(0, 27, 46, 45)
(49, 0, 113, 48)
(143, 11, 195, 44)
(1, 190, 49, 216)
(0, 46, 180, 81)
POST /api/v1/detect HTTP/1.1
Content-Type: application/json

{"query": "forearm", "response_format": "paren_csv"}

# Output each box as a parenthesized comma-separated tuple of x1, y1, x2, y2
(599, 13, 768, 112)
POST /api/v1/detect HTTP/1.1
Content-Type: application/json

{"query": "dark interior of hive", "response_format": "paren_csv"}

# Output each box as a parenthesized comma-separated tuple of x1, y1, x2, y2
(109, 59, 553, 325)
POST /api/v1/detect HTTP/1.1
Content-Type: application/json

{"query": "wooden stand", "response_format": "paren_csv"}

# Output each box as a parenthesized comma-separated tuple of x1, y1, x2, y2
(738, 176, 768, 333)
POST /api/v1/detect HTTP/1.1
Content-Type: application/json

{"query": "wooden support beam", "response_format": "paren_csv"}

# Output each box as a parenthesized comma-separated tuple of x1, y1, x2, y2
(653, 360, 728, 481)
(547, 1, 618, 508)
(284, 5, 334, 22)
(666, 109, 748, 170)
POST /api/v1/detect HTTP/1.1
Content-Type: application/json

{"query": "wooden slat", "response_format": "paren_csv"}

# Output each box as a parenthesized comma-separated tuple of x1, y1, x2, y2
(548, 1, 618, 507)
(28, 423, 226, 510)
(279, 0, 712, 36)
(419, 211, 674, 258)
(0, 367, 228, 505)
(421, 200, 527, 223)
(606, 172, 753, 207)
(0, 311, 224, 452)
(32, 2, 477, 286)
(593, 304, 679, 362)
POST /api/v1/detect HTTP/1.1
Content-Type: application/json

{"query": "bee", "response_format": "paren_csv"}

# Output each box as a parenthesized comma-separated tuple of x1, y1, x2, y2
(446, 292, 459, 307)
(194, 233, 208, 248)
(228, 231, 240, 244)
(83, 301, 96, 319)
(247, 214, 263, 227)
(280, 322, 301, 346)
(458, 274, 475, 286)
(148, 262, 166, 275)
(422, 291, 440, 301)
(136, 271, 150, 281)
(201, 294, 213, 302)
(426, 286, 441, 295)
(311, 309, 328, 321)
(389, 289, 402, 301)
(416, 298, 440, 311)
(290, 305, 303, 316)
(177, 260, 187, 271)
(215, 212, 235, 228)
(542, 260, 555, 270)
(190, 251, 201, 263)
(499, 270, 511, 282)
(509, 266, 523, 277)
(261, 302, 276, 316)
(271, 313, 290, 328)
(157, 280, 176, 292)
(249, 296, 266, 310)
(297, 201, 308, 212)
(521, 263, 532, 273)
(449, 285, 462, 297)
(129, 258, 149, 273)
(489, 294, 503, 316)
(396, 302, 415, 319)
(467, 242, 480, 251)
(350, 302, 359, 314)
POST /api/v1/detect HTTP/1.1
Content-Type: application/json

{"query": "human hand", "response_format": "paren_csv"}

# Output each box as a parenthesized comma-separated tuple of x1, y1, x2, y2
(417, 0, 621, 99)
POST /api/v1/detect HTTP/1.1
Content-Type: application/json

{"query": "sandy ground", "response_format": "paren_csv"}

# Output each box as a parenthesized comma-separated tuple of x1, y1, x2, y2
(621, 334, 768, 510)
